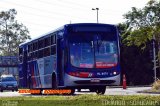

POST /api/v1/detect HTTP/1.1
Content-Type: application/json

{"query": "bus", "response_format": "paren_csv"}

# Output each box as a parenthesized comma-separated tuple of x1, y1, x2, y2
(19, 23, 120, 94)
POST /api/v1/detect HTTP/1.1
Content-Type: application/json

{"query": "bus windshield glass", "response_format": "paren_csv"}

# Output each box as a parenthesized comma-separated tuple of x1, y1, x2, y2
(69, 32, 118, 68)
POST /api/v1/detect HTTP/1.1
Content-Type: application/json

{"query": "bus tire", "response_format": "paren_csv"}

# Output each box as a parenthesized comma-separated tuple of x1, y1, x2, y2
(52, 73, 57, 89)
(77, 89, 81, 92)
(96, 86, 106, 95)
(70, 89, 75, 95)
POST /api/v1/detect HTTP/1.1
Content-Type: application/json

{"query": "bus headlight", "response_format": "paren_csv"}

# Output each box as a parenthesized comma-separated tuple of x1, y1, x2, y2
(113, 71, 117, 75)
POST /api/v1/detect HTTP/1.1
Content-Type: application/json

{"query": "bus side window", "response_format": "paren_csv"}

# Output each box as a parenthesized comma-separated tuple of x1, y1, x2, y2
(33, 51, 38, 60)
(28, 53, 31, 61)
(30, 43, 33, 52)
(28, 44, 30, 53)
(35, 51, 38, 59)
(44, 47, 50, 57)
(38, 39, 44, 49)
(33, 42, 35, 51)
(45, 37, 50, 47)
(31, 52, 34, 60)
(51, 35, 54, 44)
(51, 46, 56, 55)
(36, 42, 38, 50)
(51, 35, 56, 45)
(38, 49, 44, 58)
(55, 35, 56, 44)
(33, 42, 38, 51)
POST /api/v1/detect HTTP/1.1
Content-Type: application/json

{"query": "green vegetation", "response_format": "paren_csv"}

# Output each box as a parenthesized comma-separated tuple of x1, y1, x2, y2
(119, 0, 160, 85)
(0, 9, 31, 56)
(0, 95, 160, 106)
(139, 79, 160, 93)
(121, 0, 160, 48)
(152, 79, 160, 91)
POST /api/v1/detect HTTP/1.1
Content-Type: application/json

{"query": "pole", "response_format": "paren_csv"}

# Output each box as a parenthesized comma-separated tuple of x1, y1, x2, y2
(153, 35, 157, 82)
(92, 8, 99, 23)
(96, 8, 99, 23)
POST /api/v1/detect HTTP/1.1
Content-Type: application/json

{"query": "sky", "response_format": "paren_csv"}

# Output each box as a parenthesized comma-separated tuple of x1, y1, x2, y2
(0, 0, 149, 39)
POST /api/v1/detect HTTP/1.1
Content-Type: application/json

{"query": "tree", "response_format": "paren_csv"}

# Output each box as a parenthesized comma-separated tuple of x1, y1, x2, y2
(0, 9, 31, 56)
(123, 0, 160, 49)
(123, 0, 160, 71)
(118, 0, 160, 85)
(118, 23, 154, 85)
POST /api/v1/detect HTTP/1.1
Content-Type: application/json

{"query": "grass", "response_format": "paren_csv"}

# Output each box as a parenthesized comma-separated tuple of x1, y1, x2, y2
(1, 95, 160, 106)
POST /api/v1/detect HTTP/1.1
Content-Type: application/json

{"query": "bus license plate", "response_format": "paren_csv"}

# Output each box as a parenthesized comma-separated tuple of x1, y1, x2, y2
(90, 79, 100, 83)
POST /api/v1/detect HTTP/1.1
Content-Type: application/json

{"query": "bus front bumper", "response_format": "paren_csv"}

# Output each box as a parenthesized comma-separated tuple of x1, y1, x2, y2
(64, 74, 120, 87)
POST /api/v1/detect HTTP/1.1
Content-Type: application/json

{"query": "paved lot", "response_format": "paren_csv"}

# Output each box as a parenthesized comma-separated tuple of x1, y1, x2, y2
(0, 87, 159, 97)
(105, 87, 153, 95)
(76, 87, 154, 95)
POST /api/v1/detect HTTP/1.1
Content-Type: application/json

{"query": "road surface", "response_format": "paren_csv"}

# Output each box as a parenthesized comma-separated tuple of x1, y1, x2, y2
(0, 87, 159, 97)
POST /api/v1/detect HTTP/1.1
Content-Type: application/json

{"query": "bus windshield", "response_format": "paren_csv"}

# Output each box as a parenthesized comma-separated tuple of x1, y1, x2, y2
(69, 33, 118, 68)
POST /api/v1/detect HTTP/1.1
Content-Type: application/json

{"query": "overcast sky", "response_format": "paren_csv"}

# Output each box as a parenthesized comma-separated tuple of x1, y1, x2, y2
(0, 0, 149, 39)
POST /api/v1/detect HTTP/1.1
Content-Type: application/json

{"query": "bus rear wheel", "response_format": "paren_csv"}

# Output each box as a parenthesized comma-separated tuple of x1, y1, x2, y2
(69, 89, 75, 95)
(77, 89, 81, 92)
(96, 86, 106, 95)
(52, 74, 57, 89)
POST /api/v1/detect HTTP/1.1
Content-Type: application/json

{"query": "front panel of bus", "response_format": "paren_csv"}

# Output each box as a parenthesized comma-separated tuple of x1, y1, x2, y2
(64, 24, 120, 87)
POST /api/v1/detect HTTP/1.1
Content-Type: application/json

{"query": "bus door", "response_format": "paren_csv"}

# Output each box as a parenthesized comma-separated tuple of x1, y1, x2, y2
(57, 38, 65, 86)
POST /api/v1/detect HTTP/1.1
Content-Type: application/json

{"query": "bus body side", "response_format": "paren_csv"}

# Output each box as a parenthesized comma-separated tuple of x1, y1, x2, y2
(19, 28, 64, 89)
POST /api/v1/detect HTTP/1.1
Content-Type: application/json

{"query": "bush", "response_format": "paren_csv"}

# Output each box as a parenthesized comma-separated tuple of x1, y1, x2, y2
(152, 79, 160, 90)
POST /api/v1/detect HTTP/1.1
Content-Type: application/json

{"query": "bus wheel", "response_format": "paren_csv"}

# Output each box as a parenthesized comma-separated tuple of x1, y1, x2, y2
(96, 86, 106, 95)
(52, 74, 57, 89)
(70, 89, 75, 95)
(77, 89, 81, 92)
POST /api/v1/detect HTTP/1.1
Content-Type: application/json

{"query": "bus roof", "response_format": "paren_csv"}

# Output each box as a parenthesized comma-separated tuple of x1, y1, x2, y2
(19, 25, 65, 46)
(66, 23, 116, 27)
(19, 23, 117, 47)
